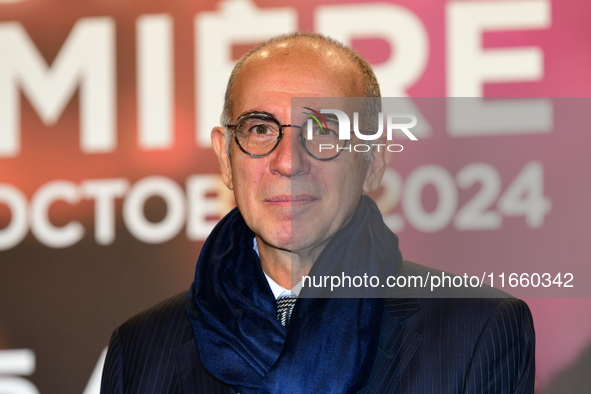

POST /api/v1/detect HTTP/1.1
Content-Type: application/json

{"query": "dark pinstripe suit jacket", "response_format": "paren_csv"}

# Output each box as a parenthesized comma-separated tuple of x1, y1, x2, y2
(101, 265, 535, 394)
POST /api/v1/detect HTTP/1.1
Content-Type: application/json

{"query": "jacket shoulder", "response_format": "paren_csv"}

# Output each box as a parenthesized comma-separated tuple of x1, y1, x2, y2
(118, 291, 193, 353)
(101, 292, 196, 394)
(377, 262, 535, 393)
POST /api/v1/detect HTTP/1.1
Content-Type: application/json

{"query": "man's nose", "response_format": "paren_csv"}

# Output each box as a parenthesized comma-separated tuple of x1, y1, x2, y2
(269, 127, 309, 177)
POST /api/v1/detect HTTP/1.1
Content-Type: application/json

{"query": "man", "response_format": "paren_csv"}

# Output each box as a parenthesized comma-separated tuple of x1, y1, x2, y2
(101, 32, 535, 393)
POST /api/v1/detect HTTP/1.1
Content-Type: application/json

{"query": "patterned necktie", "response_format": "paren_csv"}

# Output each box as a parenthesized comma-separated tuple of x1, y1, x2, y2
(276, 295, 298, 327)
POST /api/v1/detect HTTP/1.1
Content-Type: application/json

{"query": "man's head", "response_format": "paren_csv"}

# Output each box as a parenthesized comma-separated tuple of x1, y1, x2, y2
(220, 32, 381, 131)
(211, 32, 390, 262)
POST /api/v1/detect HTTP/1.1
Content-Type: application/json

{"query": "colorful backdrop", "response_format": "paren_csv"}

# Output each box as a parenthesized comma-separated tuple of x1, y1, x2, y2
(0, 0, 590, 393)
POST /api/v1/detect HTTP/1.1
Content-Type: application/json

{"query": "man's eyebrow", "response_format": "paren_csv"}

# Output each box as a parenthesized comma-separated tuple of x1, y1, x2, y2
(235, 109, 276, 120)
(321, 113, 339, 123)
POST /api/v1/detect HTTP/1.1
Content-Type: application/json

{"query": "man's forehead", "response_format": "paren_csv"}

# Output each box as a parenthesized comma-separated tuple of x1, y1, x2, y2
(230, 42, 364, 117)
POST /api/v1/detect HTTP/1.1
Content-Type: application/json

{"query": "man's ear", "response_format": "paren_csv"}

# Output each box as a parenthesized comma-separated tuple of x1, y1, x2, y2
(211, 126, 234, 190)
(362, 139, 392, 194)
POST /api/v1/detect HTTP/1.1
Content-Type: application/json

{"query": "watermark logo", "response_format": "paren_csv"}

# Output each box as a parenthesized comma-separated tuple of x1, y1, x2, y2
(302, 107, 329, 135)
(303, 108, 418, 153)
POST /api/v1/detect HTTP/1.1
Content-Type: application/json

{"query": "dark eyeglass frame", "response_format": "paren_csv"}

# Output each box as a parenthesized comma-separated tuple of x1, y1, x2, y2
(224, 112, 349, 161)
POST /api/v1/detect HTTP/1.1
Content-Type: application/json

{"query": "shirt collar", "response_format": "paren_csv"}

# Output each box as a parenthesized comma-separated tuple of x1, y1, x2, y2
(254, 237, 301, 298)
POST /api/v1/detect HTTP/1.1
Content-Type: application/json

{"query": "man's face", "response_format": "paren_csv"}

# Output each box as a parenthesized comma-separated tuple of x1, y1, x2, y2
(212, 43, 387, 259)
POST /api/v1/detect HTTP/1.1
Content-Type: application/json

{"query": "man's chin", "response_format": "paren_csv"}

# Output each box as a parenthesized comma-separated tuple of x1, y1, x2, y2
(256, 230, 292, 252)
(257, 233, 314, 255)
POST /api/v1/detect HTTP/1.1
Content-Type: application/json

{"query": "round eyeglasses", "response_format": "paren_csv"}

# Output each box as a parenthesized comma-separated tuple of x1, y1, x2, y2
(225, 113, 349, 161)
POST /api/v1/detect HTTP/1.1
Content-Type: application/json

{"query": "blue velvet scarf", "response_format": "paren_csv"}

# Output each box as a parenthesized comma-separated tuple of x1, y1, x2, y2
(186, 196, 403, 394)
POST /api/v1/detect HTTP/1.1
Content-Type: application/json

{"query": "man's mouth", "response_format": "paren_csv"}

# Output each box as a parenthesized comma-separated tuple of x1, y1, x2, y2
(265, 195, 318, 205)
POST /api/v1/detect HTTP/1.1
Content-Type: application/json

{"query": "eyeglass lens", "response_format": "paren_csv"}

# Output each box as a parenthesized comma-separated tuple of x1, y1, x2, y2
(234, 115, 347, 160)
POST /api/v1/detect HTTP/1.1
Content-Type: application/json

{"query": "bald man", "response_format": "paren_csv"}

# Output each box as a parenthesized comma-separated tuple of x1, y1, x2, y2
(101, 33, 535, 394)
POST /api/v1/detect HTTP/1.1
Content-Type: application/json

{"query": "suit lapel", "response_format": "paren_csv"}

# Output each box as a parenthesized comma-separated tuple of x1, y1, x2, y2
(175, 339, 234, 394)
(360, 298, 422, 394)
